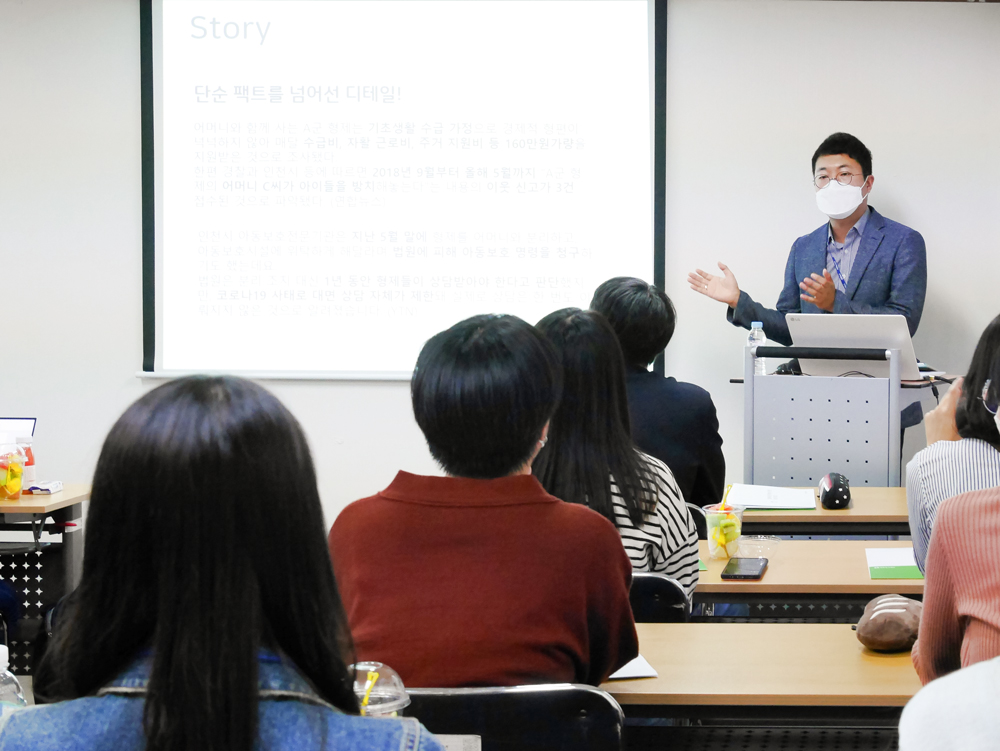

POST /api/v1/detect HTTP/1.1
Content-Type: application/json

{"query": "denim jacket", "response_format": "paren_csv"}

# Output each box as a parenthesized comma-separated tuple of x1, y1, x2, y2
(0, 654, 443, 751)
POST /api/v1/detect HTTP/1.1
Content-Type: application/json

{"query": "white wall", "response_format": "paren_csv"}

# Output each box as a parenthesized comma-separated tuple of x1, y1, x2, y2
(3, 0, 999, 529)
(663, 0, 1000, 483)
(1, 1, 146, 492)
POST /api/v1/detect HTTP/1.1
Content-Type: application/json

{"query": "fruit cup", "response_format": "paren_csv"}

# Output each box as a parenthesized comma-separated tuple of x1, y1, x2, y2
(0, 447, 25, 502)
(705, 504, 744, 559)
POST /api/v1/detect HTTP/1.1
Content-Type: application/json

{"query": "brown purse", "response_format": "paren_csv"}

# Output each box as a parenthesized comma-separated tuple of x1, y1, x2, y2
(855, 594, 922, 652)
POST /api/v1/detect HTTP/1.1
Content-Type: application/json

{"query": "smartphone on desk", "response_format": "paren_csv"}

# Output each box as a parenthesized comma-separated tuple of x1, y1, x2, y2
(720, 557, 768, 580)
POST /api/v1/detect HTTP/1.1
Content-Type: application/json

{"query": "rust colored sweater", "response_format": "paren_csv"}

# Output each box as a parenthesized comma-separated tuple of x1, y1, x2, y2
(329, 471, 638, 688)
(913, 486, 1000, 684)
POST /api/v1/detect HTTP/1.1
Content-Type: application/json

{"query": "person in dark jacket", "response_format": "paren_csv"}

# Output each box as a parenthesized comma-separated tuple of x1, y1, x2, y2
(591, 277, 725, 508)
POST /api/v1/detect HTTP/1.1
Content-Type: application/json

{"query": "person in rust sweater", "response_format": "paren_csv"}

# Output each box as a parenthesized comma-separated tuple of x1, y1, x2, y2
(328, 314, 638, 688)
(913, 361, 1000, 685)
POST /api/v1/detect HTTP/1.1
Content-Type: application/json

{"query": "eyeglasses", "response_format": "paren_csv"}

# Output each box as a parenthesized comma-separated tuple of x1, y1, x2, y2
(982, 379, 998, 415)
(813, 171, 862, 189)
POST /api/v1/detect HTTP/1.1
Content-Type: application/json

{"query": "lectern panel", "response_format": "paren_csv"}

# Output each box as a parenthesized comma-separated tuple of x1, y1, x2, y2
(751, 376, 891, 487)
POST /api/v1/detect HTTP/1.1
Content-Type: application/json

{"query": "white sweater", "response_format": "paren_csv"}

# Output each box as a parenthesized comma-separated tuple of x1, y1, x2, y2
(899, 654, 1000, 751)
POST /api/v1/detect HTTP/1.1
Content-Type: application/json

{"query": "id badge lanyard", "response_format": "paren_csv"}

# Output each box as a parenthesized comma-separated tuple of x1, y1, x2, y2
(830, 252, 848, 292)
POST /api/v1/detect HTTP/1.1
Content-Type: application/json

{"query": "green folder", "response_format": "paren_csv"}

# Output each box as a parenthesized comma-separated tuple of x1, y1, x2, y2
(698, 559, 707, 571)
(866, 547, 924, 580)
(869, 565, 923, 580)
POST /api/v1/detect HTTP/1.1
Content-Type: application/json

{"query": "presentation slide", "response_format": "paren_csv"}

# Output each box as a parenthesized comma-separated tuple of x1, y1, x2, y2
(155, 0, 654, 375)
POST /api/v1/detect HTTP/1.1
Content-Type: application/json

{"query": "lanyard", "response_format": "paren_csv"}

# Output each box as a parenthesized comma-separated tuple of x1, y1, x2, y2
(829, 250, 848, 292)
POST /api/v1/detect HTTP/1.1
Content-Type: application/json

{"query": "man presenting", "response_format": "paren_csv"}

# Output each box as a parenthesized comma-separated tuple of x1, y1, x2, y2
(688, 132, 927, 346)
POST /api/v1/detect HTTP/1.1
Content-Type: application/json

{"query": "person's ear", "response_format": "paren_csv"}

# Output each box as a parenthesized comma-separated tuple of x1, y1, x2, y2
(863, 174, 874, 198)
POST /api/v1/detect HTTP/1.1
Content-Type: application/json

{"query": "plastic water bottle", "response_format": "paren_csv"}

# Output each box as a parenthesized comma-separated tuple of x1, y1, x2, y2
(748, 321, 766, 376)
(0, 646, 26, 708)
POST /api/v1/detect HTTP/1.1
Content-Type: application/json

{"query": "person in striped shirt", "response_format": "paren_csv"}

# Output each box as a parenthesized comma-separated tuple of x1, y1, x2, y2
(532, 308, 700, 598)
(906, 314, 1000, 572)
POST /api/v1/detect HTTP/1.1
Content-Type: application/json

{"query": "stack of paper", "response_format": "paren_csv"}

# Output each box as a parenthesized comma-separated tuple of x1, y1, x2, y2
(22, 481, 63, 495)
(865, 548, 924, 580)
(723, 484, 816, 510)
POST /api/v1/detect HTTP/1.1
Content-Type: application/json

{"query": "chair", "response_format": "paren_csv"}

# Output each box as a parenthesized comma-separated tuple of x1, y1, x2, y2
(629, 572, 691, 623)
(686, 503, 707, 540)
(405, 683, 624, 751)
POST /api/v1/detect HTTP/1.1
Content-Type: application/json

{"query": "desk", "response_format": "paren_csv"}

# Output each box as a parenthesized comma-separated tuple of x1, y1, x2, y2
(603, 622, 920, 722)
(740, 486, 909, 536)
(698, 539, 921, 596)
(696, 539, 921, 622)
(0, 483, 89, 594)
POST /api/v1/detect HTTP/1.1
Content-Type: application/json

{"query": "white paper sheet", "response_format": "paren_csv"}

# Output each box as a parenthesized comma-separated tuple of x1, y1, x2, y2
(723, 484, 816, 510)
(865, 548, 918, 568)
(607, 654, 658, 680)
(436, 736, 482, 751)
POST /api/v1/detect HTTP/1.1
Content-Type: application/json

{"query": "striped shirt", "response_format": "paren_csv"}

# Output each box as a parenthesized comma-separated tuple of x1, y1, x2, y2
(610, 452, 700, 598)
(825, 208, 869, 292)
(906, 437, 1000, 573)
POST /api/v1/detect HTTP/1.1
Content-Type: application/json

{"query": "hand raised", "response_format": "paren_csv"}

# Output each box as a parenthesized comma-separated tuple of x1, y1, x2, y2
(800, 269, 836, 312)
(924, 377, 964, 446)
(688, 262, 740, 308)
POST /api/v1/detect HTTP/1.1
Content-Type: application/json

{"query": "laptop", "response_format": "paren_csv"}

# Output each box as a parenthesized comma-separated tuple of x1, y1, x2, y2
(785, 314, 922, 380)
(0, 418, 35, 438)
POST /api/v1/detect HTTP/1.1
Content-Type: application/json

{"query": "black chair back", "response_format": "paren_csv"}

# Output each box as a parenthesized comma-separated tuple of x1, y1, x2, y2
(686, 502, 707, 540)
(406, 683, 624, 751)
(629, 572, 691, 623)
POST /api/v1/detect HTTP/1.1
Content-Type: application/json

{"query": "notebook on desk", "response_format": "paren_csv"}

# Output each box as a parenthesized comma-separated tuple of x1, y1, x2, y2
(785, 314, 921, 380)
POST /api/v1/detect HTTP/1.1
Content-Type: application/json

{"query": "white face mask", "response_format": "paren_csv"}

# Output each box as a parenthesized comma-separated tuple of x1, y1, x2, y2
(816, 180, 870, 220)
(994, 412, 1000, 437)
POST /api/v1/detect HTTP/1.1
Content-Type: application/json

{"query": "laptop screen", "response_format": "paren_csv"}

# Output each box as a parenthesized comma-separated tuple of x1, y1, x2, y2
(0, 418, 36, 438)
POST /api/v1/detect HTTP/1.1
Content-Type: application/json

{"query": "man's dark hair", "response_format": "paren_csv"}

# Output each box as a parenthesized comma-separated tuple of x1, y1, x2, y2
(590, 277, 676, 368)
(533, 308, 656, 528)
(412, 314, 562, 479)
(36, 376, 359, 750)
(956, 314, 1000, 449)
(812, 132, 873, 178)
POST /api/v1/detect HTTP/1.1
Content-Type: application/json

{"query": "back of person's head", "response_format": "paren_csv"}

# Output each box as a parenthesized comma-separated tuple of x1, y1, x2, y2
(532, 308, 655, 527)
(412, 314, 561, 479)
(590, 277, 676, 369)
(956, 314, 1000, 448)
(36, 376, 358, 751)
(812, 132, 873, 178)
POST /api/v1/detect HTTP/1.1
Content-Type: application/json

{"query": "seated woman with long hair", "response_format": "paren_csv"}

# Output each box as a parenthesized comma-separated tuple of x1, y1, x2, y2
(907, 314, 1000, 573)
(533, 308, 700, 598)
(0, 376, 441, 751)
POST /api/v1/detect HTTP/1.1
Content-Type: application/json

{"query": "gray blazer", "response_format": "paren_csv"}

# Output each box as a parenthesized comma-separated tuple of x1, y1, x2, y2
(728, 207, 927, 346)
